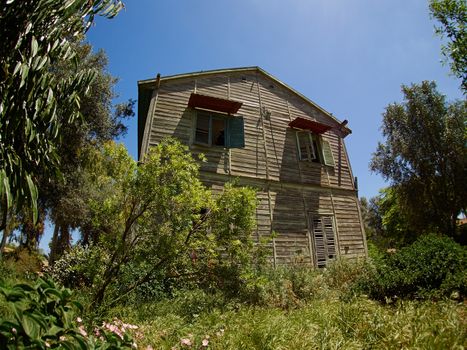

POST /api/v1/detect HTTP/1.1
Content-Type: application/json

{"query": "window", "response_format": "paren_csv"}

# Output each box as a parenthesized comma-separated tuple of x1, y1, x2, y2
(311, 216, 337, 268)
(194, 111, 245, 148)
(296, 131, 335, 166)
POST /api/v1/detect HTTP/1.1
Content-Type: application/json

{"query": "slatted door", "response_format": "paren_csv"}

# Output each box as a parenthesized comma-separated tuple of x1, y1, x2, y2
(311, 216, 337, 268)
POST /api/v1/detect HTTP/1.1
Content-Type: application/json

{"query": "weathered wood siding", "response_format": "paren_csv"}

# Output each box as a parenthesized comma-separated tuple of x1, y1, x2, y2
(141, 69, 366, 266)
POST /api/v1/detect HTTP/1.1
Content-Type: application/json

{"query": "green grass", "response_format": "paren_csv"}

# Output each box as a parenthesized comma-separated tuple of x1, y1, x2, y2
(112, 291, 466, 350)
(2, 249, 465, 350)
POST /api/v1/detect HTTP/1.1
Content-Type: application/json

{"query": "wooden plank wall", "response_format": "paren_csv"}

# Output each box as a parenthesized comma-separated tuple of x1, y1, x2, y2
(142, 70, 366, 266)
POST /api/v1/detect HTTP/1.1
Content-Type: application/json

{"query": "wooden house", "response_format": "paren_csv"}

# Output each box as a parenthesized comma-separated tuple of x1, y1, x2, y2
(138, 67, 367, 267)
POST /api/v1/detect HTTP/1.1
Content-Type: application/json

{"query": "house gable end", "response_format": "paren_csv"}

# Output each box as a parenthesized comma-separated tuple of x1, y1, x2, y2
(137, 67, 351, 160)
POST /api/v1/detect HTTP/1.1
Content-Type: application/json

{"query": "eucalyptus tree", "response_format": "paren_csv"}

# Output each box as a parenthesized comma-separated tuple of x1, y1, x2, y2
(0, 0, 124, 255)
(371, 81, 466, 238)
(430, 0, 467, 92)
(44, 42, 134, 261)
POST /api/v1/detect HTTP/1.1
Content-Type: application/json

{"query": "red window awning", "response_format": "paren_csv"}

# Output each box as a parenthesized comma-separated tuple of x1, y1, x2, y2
(288, 117, 333, 134)
(188, 93, 242, 114)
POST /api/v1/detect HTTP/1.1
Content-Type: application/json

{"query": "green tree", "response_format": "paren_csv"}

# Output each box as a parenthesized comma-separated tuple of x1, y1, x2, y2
(359, 196, 382, 242)
(373, 188, 417, 248)
(0, 0, 123, 252)
(43, 42, 134, 262)
(50, 139, 259, 307)
(430, 0, 467, 91)
(371, 81, 467, 238)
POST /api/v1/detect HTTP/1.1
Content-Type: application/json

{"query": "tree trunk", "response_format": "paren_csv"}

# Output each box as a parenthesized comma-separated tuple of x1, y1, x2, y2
(0, 226, 10, 259)
(49, 224, 60, 263)
(20, 214, 44, 252)
(0, 201, 11, 259)
(49, 223, 72, 263)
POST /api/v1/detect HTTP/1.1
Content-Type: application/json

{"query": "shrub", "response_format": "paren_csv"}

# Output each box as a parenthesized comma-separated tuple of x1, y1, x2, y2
(238, 265, 326, 308)
(0, 248, 45, 282)
(0, 278, 136, 349)
(324, 258, 368, 294)
(359, 233, 467, 301)
(47, 244, 109, 289)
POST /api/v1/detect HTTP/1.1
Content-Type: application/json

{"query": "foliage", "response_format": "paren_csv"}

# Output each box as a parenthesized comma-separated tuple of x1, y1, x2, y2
(361, 188, 418, 248)
(358, 233, 467, 301)
(0, 0, 124, 227)
(0, 278, 85, 349)
(0, 278, 137, 349)
(60, 138, 260, 309)
(370, 81, 467, 237)
(1, 248, 44, 282)
(84, 138, 209, 306)
(47, 244, 109, 290)
(111, 284, 466, 349)
(45, 42, 135, 261)
(187, 182, 266, 298)
(359, 196, 383, 242)
(430, 0, 467, 92)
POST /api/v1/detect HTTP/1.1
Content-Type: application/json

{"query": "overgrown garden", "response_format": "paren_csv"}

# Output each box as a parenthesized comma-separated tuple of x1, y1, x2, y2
(0, 0, 466, 349)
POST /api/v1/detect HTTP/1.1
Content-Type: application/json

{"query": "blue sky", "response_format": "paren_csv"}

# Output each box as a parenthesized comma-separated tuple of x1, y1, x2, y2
(41, 1, 464, 252)
(85, 0, 462, 200)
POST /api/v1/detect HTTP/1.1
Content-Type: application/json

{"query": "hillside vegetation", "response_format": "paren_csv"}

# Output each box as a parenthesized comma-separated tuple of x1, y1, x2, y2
(1, 235, 466, 349)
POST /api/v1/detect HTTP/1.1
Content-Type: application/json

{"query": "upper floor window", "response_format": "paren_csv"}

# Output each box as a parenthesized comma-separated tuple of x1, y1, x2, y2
(194, 111, 245, 148)
(296, 131, 335, 167)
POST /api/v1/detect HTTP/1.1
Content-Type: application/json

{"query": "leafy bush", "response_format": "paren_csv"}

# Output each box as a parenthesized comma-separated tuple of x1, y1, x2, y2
(0, 278, 136, 349)
(324, 258, 368, 294)
(236, 265, 327, 308)
(359, 234, 467, 301)
(47, 244, 109, 289)
(0, 248, 45, 282)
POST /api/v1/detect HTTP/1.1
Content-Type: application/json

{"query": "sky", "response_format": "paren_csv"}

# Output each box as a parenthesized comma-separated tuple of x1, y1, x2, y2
(39, 0, 464, 252)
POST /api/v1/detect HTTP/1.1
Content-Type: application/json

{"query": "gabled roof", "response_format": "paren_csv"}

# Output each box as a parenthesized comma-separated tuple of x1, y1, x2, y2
(138, 66, 351, 159)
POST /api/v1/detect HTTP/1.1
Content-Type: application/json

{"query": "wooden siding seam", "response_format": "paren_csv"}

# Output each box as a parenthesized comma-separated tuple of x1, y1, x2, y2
(324, 166, 341, 257)
(255, 73, 271, 181)
(255, 72, 276, 267)
(267, 186, 277, 268)
(301, 192, 315, 266)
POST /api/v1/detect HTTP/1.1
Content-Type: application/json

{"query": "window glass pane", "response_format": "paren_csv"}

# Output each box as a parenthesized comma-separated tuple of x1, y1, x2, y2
(211, 117, 225, 146)
(195, 113, 210, 144)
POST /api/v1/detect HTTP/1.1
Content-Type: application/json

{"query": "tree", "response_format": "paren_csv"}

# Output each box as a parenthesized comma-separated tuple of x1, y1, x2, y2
(361, 189, 418, 249)
(43, 42, 134, 262)
(50, 138, 259, 307)
(371, 81, 467, 238)
(0, 0, 123, 253)
(359, 196, 382, 242)
(430, 0, 467, 92)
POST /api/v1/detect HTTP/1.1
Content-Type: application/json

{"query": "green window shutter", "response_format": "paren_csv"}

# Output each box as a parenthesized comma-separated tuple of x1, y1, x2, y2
(227, 117, 245, 148)
(321, 140, 335, 167)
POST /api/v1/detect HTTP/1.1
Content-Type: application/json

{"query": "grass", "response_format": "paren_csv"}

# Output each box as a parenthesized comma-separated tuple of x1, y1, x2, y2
(2, 249, 465, 349)
(112, 290, 466, 350)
